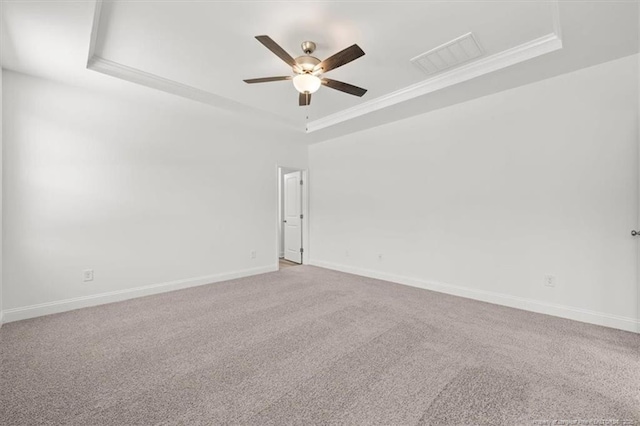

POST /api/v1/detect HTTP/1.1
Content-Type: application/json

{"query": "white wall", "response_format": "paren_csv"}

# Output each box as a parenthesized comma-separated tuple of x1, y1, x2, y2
(3, 56, 638, 331)
(309, 54, 639, 332)
(2, 71, 307, 320)
(0, 65, 3, 325)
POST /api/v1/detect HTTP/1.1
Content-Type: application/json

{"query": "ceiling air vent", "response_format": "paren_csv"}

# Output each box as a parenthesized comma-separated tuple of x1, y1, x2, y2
(411, 33, 483, 76)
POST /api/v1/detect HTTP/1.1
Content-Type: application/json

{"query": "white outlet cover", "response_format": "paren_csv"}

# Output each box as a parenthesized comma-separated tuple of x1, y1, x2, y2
(83, 269, 94, 282)
(544, 274, 556, 287)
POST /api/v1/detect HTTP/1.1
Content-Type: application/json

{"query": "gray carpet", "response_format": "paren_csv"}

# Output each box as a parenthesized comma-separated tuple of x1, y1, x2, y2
(1, 266, 639, 425)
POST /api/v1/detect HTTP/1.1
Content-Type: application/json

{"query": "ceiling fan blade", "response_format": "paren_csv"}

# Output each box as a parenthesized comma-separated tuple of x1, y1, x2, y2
(322, 79, 367, 97)
(314, 44, 365, 73)
(299, 92, 311, 106)
(255, 35, 297, 68)
(244, 76, 292, 84)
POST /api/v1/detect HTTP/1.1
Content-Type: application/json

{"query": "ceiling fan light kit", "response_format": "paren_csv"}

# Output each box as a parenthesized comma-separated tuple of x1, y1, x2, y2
(293, 74, 321, 94)
(244, 36, 368, 106)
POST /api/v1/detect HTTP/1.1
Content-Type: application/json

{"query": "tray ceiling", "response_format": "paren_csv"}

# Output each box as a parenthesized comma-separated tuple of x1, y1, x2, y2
(91, 0, 558, 129)
(1, 0, 638, 141)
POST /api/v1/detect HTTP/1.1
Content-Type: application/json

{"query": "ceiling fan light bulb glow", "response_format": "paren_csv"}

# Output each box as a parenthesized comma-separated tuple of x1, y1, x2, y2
(293, 74, 321, 94)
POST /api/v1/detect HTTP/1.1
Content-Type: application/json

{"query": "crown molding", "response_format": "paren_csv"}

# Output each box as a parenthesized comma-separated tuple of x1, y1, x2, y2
(86, 0, 103, 62)
(88, 55, 297, 128)
(306, 32, 562, 133)
(550, 0, 563, 42)
(306, 0, 563, 133)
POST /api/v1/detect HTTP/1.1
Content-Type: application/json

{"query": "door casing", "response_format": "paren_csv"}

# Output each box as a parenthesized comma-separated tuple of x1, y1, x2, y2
(276, 166, 309, 266)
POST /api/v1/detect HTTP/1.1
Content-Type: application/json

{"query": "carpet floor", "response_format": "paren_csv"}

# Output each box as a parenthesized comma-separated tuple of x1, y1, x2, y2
(1, 266, 639, 425)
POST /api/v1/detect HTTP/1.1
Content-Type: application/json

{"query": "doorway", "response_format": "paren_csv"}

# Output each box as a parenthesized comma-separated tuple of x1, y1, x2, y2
(277, 166, 308, 270)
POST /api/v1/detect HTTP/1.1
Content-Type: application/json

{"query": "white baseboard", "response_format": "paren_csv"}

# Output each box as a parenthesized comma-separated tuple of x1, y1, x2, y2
(2, 265, 277, 324)
(308, 259, 640, 334)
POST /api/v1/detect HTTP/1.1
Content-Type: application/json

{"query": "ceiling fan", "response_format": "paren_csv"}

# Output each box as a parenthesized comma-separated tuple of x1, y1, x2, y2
(244, 35, 367, 106)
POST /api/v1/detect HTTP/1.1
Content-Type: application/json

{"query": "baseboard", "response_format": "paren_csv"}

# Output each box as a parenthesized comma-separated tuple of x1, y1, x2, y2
(2, 265, 278, 324)
(308, 259, 640, 334)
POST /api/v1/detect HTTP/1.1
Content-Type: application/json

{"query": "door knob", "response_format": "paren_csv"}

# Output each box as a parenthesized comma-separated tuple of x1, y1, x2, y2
(632, 230, 640, 236)
(283, 220, 287, 223)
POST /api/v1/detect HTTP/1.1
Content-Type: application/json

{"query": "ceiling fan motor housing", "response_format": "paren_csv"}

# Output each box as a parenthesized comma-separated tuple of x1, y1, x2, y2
(294, 55, 321, 74)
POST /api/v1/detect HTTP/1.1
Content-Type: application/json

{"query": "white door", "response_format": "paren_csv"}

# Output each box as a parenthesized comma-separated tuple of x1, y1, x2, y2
(284, 171, 302, 264)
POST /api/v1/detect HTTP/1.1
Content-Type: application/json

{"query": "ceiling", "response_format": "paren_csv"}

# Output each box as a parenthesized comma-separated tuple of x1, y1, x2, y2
(1, 1, 638, 142)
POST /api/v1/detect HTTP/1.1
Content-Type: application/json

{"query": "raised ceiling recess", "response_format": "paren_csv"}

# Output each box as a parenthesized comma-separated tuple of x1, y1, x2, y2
(86, 0, 563, 134)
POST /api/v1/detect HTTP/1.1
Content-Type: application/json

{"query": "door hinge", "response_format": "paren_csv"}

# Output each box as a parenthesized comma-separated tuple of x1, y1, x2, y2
(300, 180, 303, 185)
(300, 214, 304, 219)
(300, 248, 304, 253)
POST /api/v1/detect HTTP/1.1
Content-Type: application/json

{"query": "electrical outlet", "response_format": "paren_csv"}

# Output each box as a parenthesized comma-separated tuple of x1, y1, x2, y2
(250, 250, 256, 259)
(83, 269, 94, 282)
(544, 274, 556, 287)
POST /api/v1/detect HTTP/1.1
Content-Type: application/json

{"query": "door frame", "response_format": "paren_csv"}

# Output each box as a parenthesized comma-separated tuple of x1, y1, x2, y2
(276, 165, 309, 267)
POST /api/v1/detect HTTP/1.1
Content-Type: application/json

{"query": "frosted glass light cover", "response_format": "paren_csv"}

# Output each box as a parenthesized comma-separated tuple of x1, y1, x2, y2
(293, 74, 321, 94)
